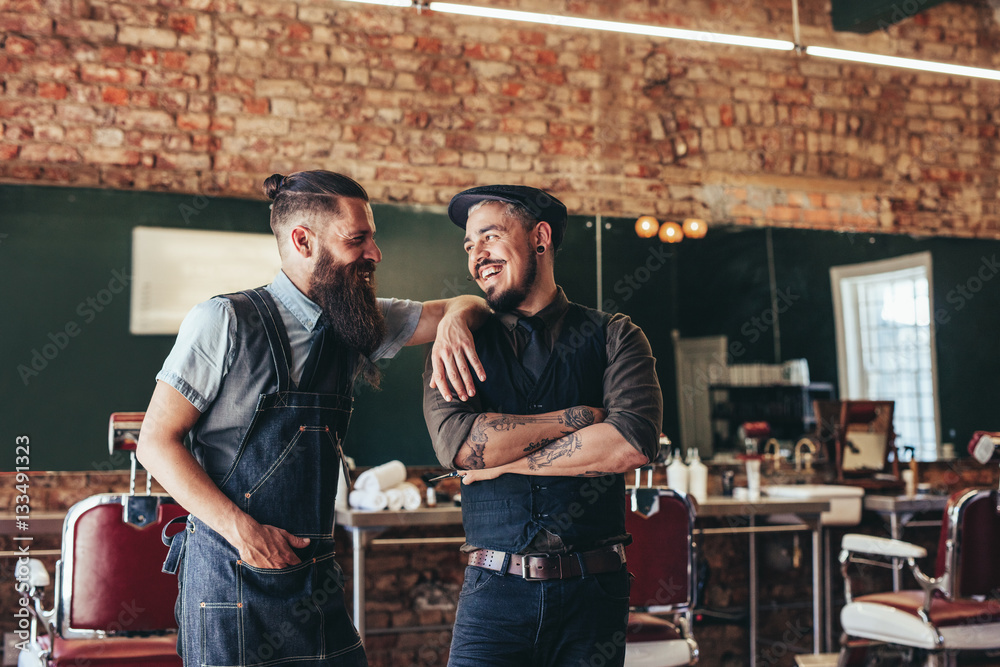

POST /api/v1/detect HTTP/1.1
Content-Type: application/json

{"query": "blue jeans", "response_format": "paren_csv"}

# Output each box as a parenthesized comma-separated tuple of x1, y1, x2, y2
(448, 565, 630, 667)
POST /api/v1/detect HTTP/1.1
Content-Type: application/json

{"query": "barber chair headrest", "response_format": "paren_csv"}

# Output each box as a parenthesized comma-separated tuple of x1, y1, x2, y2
(109, 412, 145, 454)
(968, 431, 1000, 465)
(845, 403, 882, 423)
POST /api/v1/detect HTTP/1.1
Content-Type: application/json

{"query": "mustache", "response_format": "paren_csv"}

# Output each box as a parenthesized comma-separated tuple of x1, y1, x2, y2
(472, 259, 505, 280)
(352, 258, 377, 276)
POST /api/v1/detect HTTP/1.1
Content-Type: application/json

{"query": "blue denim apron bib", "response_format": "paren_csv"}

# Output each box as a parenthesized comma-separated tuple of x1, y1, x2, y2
(164, 288, 366, 667)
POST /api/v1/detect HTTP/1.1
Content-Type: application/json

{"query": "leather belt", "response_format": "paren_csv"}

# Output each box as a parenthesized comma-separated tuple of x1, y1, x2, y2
(468, 543, 625, 581)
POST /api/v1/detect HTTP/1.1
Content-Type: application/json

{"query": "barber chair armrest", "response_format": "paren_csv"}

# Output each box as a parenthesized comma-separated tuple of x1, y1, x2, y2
(16, 558, 56, 643)
(24, 557, 51, 589)
(911, 559, 951, 617)
(840, 535, 928, 603)
(841, 534, 927, 559)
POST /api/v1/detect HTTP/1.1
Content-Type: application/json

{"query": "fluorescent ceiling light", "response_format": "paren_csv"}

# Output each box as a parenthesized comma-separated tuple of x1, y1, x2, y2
(338, 1, 1000, 82)
(806, 45, 1000, 82)
(340, 0, 413, 6)
(427, 2, 795, 51)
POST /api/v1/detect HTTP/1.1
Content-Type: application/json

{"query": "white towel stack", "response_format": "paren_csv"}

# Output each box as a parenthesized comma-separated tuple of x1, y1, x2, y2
(348, 460, 423, 511)
(348, 489, 388, 510)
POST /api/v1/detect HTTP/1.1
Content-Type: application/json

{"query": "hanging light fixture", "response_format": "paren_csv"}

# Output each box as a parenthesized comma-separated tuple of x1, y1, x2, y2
(682, 218, 707, 239)
(658, 221, 683, 243)
(635, 215, 660, 239)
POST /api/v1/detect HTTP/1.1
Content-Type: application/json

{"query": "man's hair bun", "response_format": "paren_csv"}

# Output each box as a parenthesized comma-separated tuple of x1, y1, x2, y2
(263, 173, 286, 200)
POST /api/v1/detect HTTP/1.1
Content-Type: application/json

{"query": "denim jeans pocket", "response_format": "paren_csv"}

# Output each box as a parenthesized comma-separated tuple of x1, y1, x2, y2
(588, 569, 631, 602)
(460, 566, 501, 599)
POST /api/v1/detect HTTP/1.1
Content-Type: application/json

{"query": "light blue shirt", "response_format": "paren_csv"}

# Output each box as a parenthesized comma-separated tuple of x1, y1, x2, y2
(157, 271, 422, 413)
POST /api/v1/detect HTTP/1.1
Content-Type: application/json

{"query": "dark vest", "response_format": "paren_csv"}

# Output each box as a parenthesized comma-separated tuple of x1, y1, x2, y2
(461, 303, 626, 553)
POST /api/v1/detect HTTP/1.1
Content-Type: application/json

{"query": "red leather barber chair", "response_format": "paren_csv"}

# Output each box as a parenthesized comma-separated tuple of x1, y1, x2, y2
(625, 487, 699, 666)
(837, 487, 1000, 666)
(17, 412, 186, 667)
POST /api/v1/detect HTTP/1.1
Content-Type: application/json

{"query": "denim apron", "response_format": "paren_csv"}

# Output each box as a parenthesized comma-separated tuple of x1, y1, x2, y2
(164, 288, 366, 667)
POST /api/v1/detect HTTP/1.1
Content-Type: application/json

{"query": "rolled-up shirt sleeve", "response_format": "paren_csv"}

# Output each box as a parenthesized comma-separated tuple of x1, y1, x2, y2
(370, 297, 422, 362)
(422, 352, 482, 468)
(155, 297, 236, 412)
(602, 314, 663, 463)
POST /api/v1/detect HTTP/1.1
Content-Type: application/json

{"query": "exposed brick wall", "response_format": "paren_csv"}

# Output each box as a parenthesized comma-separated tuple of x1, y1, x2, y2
(2, 0, 1000, 237)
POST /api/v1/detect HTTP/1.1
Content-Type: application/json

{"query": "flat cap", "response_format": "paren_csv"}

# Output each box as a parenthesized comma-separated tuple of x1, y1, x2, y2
(448, 185, 568, 249)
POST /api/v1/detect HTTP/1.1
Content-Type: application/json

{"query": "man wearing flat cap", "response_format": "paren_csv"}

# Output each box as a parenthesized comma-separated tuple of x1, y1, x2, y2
(422, 185, 663, 666)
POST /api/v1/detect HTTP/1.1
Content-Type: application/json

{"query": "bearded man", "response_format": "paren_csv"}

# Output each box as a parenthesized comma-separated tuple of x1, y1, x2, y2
(423, 185, 662, 667)
(137, 170, 488, 667)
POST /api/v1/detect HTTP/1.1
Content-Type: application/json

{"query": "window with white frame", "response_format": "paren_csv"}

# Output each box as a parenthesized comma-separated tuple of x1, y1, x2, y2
(831, 252, 939, 461)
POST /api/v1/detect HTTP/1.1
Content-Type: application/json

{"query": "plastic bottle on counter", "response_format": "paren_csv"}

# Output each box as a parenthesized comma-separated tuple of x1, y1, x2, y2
(666, 447, 688, 495)
(687, 448, 708, 503)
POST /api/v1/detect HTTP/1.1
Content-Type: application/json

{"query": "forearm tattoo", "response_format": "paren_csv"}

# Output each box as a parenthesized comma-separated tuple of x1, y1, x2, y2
(459, 407, 597, 470)
(523, 437, 559, 453)
(461, 420, 489, 470)
(527, 432, 584, 471)
(559, 406, 596, 430)
(461, 413, 555, 469)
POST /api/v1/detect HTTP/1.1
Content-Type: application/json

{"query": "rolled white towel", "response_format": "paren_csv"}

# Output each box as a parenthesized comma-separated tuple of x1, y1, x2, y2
(349, 489, 388, 511)
(397, 482, 422, 511)
(354, 460, 406, 492)
(385, 488, 404, 511)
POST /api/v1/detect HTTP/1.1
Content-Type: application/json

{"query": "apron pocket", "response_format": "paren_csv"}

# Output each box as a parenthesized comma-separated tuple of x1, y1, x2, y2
(199, 602, 240, 666)
(236, 555, 360, 665)
(242, 427, 340, 538)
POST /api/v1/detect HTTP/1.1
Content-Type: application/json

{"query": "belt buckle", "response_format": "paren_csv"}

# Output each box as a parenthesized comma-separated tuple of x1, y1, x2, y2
(521, 553, 559, 581)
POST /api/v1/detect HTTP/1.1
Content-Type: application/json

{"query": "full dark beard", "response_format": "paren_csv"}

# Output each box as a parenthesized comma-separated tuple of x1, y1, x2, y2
(309, 250, 387, 388)
(483, 245, 538, 313)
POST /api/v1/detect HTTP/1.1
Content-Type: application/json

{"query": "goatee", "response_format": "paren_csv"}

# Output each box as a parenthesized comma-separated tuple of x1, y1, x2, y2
(481, 244, 538, 313)
(309, 250, 387, 388)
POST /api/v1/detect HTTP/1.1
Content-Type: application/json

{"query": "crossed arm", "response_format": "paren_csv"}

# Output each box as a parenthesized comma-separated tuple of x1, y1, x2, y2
(424, 383, 652, 483)
(422, 313, 662, 483)
(458, 419, 650, 483)
(453, 405, 607, 470)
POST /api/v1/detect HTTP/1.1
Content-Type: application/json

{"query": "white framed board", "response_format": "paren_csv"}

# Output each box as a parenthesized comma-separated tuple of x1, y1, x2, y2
(130, 226, 282, 334)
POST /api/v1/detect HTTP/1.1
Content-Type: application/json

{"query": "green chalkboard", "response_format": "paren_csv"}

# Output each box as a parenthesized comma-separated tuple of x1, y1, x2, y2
(0, 184, 598, 471)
